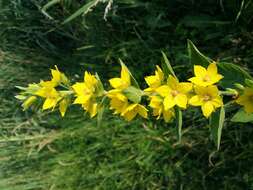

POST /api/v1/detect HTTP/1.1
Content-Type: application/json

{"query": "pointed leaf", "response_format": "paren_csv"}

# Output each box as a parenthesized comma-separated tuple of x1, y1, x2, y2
(63, 0, 100, 24)
(245, 79, 253, 88)
(217, 62, 252, 89)
(187, 39, 211, 67)
(210, 106, 225, 151)
(42, 0, 60, 11)
(231, 109, 253, 123)
(161, 51, 177, 79)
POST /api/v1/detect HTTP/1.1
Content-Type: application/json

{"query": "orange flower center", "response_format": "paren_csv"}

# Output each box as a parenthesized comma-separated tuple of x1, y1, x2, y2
(203, 75, 210, 82)
(171, 90, 179, 97)
(203, 94, 211, 102)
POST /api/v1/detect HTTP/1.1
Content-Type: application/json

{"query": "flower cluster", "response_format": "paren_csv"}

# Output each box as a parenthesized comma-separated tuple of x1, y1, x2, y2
(188, 63, 223, 118)
(16, 61, 253, 123)
(107, 64, 148, 121)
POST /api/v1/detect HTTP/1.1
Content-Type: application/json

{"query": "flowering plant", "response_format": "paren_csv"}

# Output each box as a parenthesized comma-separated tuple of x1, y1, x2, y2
(16, 41, 253, 150)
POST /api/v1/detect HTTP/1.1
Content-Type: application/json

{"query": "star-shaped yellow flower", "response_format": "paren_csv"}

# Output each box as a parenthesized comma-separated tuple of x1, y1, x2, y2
(108, 90, 147, 121)
(156, 75, 192, 110)
(107, 90, 129, 114)
(42, 65, 70, 87)
(121, 103, 148, 121)
(109, 65, 130, 90)
(35, 85, 61, 110)
(72, 71, 99, 118)
(236, 87, 253, 113)
(144, 65, 164, 92)
(107, 65, 148, 121)
(189, 85, 223, 118)
(149, 95, 174, 122)
(188, 62, 223, 87)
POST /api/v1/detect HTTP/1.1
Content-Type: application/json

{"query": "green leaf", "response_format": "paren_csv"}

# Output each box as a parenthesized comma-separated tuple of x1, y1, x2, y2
(161, 51, 177, 78)
(97, 103, 105, 127)
(175, 108, 182, 143)
(245, 79, 253, 88)
(63, 0, 100, 24)
(187, 39, 212, 67)
(119, 59, 140, 88)
(123, 86, 143, 103)
(95, 73, 105, 97)
(231, 109, 253, 123)
(217, 62, 252, 89)
(42, 0, 60, 11)
(210, 106, 225, 151)
(41, 0, 61, 20)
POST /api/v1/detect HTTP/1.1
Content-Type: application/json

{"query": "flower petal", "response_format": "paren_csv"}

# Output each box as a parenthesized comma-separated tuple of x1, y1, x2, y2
(149, 96, 162, 108)
(212, 97, 223, 108)
(163, 95, 176, 110)
(244, 103, 253, 113)
(210, 74, 223, 84)
(189, 95, 202, 106)
(163, 109, 174, 123)
(59, 99, 68, 117)
(109, 78, 124, 89)
(188, 77, 207, 87)
(207, 62, 218, 75)
(156, 85, 171, 97)
(73, 95, 91, 104)
(178, 82, 193, 93)
(194, 65, 207, 77)
(201, 102, 214, 118)
(175, 94, 188, 109)
(72, 82, 89, 95)
(121, 65, 131, 86)
(137, 104, 148, 118)
(42, 98, 57, 110)
(167, 75, 179, 88)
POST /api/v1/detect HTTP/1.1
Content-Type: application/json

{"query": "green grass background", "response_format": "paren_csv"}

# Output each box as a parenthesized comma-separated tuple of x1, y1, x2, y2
(1, 0, 253, 189)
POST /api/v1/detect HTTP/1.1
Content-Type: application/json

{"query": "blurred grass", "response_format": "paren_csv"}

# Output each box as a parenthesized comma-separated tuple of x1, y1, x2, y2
(1, 0, 253, 189)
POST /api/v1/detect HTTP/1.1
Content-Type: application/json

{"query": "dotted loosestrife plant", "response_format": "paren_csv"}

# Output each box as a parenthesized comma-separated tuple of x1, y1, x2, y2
(16, 41, 253, 150)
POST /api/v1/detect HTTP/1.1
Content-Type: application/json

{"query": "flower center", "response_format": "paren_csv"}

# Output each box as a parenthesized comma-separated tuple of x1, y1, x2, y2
(203, 94, 211, 102)
(203, 75, 210, 82)
(171, 90, 179, 97)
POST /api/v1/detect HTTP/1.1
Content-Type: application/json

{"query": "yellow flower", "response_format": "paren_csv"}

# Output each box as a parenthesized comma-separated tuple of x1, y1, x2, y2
(107, 90, 129, 114)
(109, 65, 130, 90)
(156, 75, 192, 109)
(50, 65, 69, 86)
(236, 87, 253, 113)
(40, 66, 69, 88)
(121, 103, 148, 121)
(82, 101, 98, 118)
(72, 71, 99, 118)
(35, 86, 61, 110)
(107, 90, 148, 121)
(144, 65, 164, 92)
(189, 85, 223, 118)
(149, 95, 174, 122)
(188, 62, 223, 87)
(107, 65, 148, 121)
